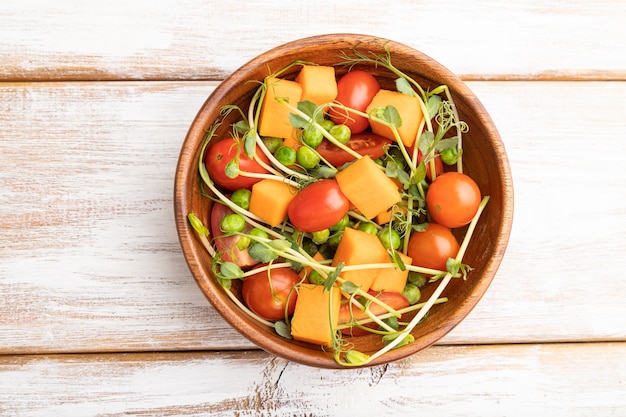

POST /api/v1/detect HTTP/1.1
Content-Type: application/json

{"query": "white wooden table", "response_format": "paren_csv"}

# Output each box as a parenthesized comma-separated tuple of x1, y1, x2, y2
(1, 1, 625, 415)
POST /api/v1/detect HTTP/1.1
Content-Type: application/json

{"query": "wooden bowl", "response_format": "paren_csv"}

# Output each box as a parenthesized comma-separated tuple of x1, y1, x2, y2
(174, 34, 513, 368)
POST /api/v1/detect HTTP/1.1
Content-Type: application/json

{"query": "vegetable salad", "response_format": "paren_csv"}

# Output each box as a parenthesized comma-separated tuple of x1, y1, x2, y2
(188, 48, 489, 366)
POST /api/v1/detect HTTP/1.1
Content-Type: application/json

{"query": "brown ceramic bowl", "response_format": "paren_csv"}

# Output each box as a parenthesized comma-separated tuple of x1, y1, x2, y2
(174, 34, 513, 369)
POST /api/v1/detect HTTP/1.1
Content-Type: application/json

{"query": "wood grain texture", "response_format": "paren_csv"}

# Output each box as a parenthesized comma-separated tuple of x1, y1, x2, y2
(1, 80, 625, 354)
(1, 0, 625, 81)
(1, 343, 624, 416)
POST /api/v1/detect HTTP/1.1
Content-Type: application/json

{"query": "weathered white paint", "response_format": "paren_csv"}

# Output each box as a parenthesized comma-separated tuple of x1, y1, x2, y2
(1, 81, 625, 354)
(1, 1, 625, 415)
(1, 344, 624, 416)
(0, 0, 625, 80)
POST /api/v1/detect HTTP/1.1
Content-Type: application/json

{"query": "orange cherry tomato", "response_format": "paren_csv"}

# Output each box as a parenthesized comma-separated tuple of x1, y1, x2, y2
(426, 172, 481, 228)
(407, 223, 460, 271)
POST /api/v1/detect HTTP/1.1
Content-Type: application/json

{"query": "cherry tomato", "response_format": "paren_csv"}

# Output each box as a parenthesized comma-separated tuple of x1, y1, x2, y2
(287, 179, 350, 232)
(407, 223, 460, 271)
(241, 266, 300, 321)
(205, 137, 271, 191)
(417, 150, 444, 182)
(210, 202, 258, 268)
(317, 132, 392, 167)
(339, 291, 409, 336)
(329, 70, 380, 134)
(426, 172, 481, 228)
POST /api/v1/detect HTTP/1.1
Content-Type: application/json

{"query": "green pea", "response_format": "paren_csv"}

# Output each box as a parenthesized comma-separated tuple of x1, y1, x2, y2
(262, 137, 283, 153)
(441, 147, 462, 165)
(231, 189, 251, 210)
(302, 127, 323, 148)
(301, 238, 319, 257)
(236, 236, 251, 250)
(387, 148, 406, 170)
(312, 229, 330, 244)
(330, 214, 350, 231)
(357, 222, 378, 235)
(320, 118, 335, 131)
(308, 270, 326, 285)
(329, 124, 351, 145)
(407, 271, 428, 288)
(378, 228, 401, 250)
(296, 146, 320, 169)
(402, 282, 421, 305)
(328, 231, 343, 248)
(220, 213, 246, 233)
(275, 145, 297, 166)
(382, 316, 399, 331)
(248, 227, 269, 240)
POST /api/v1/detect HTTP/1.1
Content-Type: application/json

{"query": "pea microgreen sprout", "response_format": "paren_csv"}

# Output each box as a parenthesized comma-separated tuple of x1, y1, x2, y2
(187, 213, 216, 258)
(191, 51, 488, 367)
(277, 98, 362, 161)
(335, 297, 448, 332)
(360, 196, 490, 366)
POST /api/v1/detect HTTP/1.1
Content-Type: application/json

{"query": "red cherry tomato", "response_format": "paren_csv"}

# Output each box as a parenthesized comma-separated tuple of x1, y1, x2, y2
(339, 291, 409, 336)
(329, 70, 380, 134)
(426, 172, 481, 228)
(417, 150, 444, 182)
(241, 266, 300, 321)
(205, 137, 271, 191)
(287, 179, 350, 232)
(209, 202, 258, 268)
(317, 132, 392, 167)
(407, 223, 460, 271)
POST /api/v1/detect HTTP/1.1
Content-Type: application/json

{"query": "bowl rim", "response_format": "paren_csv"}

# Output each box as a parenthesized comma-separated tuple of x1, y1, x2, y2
(174, 33, 514, 369)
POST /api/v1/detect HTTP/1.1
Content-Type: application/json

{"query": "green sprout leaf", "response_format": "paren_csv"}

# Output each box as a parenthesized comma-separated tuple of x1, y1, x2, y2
(220, 262, 245, 279)
(395, 77, 416, 97)
(383, 105, 402, 128)
(274, 321, 292, 339)
(289, 112, 308, 129)
(187, 213, 210, 237)
(243, 130, 257, 158)
(340, 281, 360, 294)
(446, 258, 473, 280)
(248, 243, 280, 263)
(389, 249, 407, 271)
(434, 136, 459, 153)
(412, 161, 426, 184)
(224, 158, 240, 179)
(418, 131, 434, 156)
(425, 94, 442, 120)
(324, 262, 345, 291)
(382, 332, 414, 348)
(344, 350, 370, 365)
(233, 119, 250, 136)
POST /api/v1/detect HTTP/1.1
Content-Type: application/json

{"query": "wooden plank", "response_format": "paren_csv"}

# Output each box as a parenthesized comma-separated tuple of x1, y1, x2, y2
(1, 343, 624, 416)
(1, 81, 625, 354)
(1, 0, 625, 81)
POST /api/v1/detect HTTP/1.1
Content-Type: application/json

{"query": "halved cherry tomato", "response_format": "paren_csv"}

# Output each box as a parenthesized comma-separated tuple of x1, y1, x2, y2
(210, 202, 258, 268)
(339, 291, 409, 336)
(426, 172, 481, 228)
(205, 137, 271, 191)
(407, 223, 460, 271)
(329, 70, 380, 134)
(317, 132, 392, 167)
(241, 266, 300, 321)
(287, 179, 350, 232)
